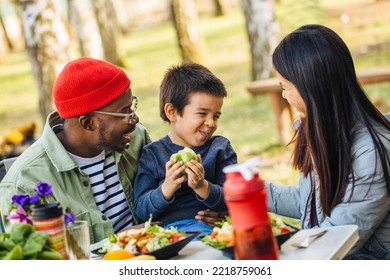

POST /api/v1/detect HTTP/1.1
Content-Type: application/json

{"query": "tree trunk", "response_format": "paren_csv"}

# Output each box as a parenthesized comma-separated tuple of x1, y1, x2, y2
(9, 1, 26, 50)
(111, 0, 131, 33)
(0, 15, 14, 51)
(0, 19, 8, 62)
(241, 0, 279, 81)
(170, 0, 206, 64)
(68, 0, 103, 59)
(214, 0, 230, 16)
(92, 0, 126, 67)
(18, 0, 71, 122)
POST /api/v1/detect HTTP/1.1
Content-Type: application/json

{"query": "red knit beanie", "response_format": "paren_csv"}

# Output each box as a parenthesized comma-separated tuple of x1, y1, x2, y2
(53, 57, 131, 118)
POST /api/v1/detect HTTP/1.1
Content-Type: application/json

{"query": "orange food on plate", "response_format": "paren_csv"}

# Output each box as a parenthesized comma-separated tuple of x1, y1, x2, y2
(100, 218, 186, 255)
(103, 249, 135, 260)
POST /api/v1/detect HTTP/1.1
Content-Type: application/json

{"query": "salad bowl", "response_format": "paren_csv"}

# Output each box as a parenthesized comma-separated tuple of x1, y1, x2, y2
(201, 215, 299, 259)
(218, 230, 298, 259)
(144, 231, 200, 259)
(92, 219, 201, 260)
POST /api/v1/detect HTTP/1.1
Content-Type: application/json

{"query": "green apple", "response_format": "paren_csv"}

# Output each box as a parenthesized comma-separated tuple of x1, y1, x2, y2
(170, 147, 198, 167)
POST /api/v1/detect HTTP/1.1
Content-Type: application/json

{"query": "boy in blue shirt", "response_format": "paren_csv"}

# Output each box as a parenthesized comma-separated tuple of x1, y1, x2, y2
(134, 63, 237, 235)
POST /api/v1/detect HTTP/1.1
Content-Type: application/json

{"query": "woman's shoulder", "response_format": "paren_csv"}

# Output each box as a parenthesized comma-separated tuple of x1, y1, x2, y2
(351, 123, 390, 175)
(352, 128, 376, 160)
(352, 121, 390, 153)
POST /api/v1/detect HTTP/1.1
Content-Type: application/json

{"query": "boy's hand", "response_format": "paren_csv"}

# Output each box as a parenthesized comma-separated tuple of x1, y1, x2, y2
(186, 154, 209, 198)
(161, 158, 186, 201)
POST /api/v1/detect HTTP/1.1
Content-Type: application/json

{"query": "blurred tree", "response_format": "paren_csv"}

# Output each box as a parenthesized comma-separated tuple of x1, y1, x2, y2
(68, 0, 104, 59)
(241, 0, 294, 145)
(170, 0, 207, 64)
(214, 0, 230, 16)
(0, 13, 13, 51)
(241, 0, 279, 80)
(112, 0, 131, 33)
(18, 0, 71, 122)
(0, 16, 9, 62)
(92, 0, 126, 67)
(9, 0, 26, 50)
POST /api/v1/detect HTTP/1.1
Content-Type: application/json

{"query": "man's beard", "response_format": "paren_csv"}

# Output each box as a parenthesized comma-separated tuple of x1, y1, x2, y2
(96, 127, 125, 153)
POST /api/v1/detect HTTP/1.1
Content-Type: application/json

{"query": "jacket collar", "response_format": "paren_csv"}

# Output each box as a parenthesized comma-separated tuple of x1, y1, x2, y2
(41, 112, 78, 172)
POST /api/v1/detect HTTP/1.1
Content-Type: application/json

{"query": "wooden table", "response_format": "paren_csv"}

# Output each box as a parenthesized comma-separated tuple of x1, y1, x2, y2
(90, 225, 359, 260)
(247, 68, 390, 145)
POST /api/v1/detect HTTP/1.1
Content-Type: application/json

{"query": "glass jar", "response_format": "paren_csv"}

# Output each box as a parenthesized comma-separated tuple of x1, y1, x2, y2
(31, 202, 69, 260)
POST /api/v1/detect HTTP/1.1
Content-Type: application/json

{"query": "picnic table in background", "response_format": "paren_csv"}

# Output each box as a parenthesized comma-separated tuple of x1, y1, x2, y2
(246, 68, 390, 145)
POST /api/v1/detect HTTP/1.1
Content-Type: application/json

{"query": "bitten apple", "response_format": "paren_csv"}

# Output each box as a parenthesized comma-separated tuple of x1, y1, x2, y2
(170, 147, 198, 167)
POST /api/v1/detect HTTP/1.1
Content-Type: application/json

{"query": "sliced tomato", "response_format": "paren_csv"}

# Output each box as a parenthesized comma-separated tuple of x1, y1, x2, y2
(209, 231, 219, 239)
(280, 226, 290, 234)
(171, 232, 184, 242)
(118, 236, 130, 245)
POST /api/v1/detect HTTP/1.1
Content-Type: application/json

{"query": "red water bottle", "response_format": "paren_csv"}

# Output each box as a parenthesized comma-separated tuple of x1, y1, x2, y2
(223, 158, 278, 260)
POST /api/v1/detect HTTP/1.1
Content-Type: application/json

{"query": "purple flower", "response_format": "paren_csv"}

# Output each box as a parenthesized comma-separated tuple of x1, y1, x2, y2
(29, 193, 40, 204)
(36, 182, 53, 197)
(7, 182, 77, 226)
(11, 194, 31, 206)
(64, 211, 76, 225)
(7, 205, 33, 224)
(9, 194, 37, 224)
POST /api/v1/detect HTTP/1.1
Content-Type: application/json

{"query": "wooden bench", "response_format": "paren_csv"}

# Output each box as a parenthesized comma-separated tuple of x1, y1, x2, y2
(246, 68, 390, 145)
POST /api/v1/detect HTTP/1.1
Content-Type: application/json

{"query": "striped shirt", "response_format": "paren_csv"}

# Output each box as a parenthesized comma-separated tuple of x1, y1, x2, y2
(69, 151, 133, 233)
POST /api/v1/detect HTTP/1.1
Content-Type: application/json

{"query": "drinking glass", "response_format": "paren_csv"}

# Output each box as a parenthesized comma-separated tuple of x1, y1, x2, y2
(66, 220, 91, 260)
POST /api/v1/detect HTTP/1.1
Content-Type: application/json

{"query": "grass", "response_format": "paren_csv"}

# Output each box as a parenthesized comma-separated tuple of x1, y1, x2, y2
(1, 1, 390, 187)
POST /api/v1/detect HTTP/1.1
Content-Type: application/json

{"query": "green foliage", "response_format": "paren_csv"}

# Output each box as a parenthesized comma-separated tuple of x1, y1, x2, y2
(0, 223, 63, 260)
(276, 0, 325, 34)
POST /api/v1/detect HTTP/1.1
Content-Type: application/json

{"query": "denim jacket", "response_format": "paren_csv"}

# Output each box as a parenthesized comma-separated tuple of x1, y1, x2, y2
(266, 122, 390, 259)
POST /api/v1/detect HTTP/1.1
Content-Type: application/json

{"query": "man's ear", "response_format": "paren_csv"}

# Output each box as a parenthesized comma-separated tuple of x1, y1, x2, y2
(78, 115, 95, 131)
(164, 103, 177, 122)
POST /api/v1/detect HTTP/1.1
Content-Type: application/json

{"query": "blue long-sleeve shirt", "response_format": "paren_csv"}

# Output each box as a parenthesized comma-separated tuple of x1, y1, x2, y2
(134, 135, 237, 225)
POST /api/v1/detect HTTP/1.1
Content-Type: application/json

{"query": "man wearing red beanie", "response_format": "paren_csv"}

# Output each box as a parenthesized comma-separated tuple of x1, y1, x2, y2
(0, 57, 151, 244)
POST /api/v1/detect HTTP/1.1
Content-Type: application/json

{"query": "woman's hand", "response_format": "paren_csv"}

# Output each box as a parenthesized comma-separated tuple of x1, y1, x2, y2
(195, 209, 229, 227)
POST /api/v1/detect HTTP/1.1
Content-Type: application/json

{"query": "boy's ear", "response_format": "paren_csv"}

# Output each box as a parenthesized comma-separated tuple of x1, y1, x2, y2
(164, 103, 177, 122)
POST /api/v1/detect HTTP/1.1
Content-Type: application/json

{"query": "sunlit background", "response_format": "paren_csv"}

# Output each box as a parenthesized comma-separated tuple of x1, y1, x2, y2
(1, 0, 389, 185)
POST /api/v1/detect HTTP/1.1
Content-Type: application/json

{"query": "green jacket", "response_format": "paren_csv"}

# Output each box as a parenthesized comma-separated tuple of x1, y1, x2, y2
(0, 112, 151, 244)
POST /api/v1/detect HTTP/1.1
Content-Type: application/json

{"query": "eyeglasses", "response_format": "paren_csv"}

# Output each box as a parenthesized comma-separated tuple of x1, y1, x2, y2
(92, 96, 139, 125)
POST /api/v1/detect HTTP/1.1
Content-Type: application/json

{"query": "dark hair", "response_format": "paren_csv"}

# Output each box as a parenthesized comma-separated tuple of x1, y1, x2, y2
(272, 24, 390, 216)
(159, 63, 227, 122)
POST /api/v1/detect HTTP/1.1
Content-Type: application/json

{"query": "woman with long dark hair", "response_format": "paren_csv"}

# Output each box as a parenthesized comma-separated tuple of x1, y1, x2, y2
(267, 24, 390, 259)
